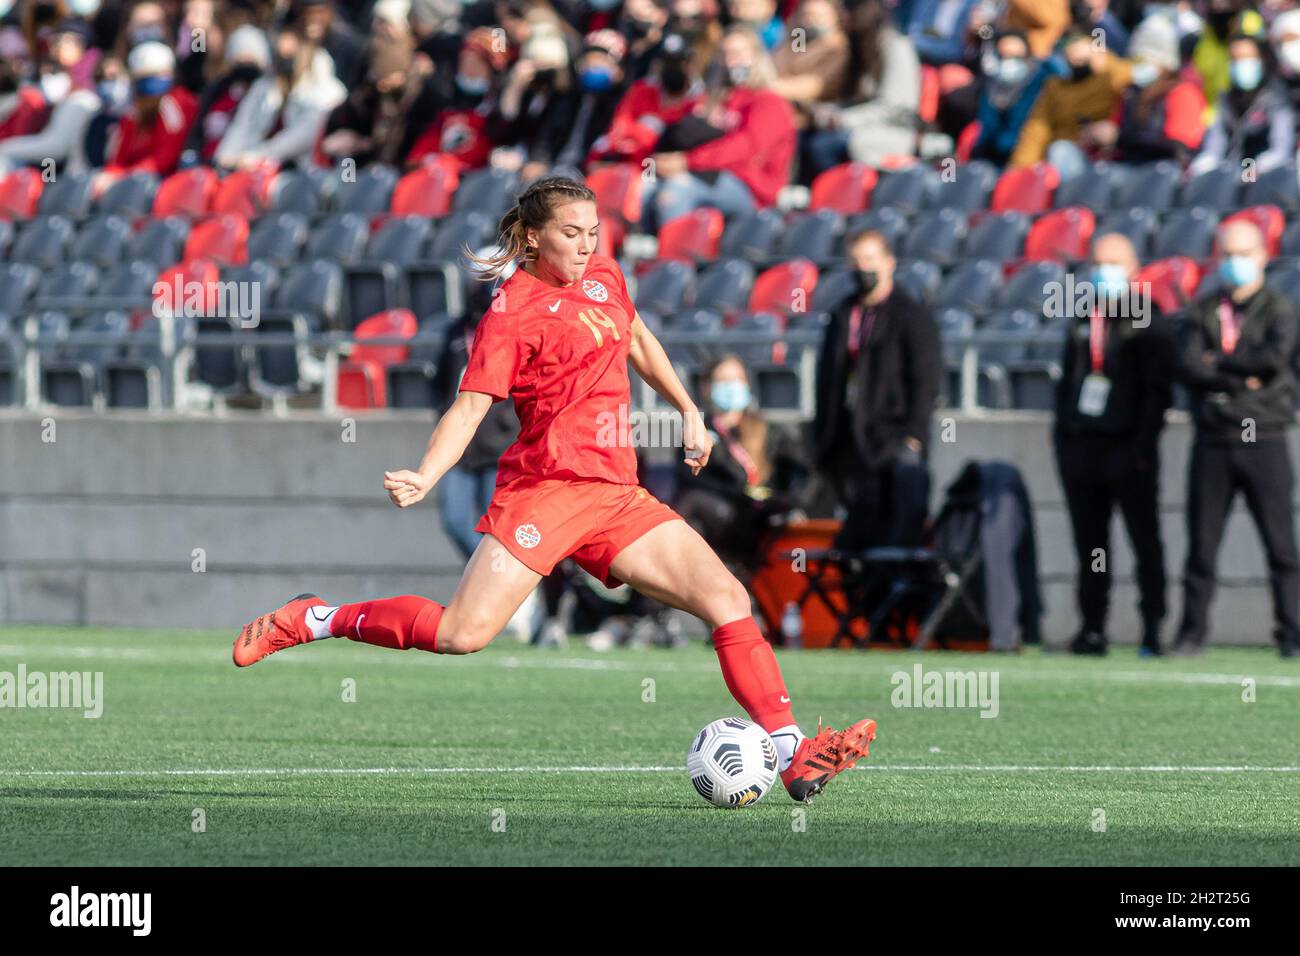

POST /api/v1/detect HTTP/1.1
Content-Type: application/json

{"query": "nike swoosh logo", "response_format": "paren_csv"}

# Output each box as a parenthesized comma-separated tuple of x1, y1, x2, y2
(548, 300, 561, 312)
(356, 613, 365, 638)
(779, 695, 791, 703)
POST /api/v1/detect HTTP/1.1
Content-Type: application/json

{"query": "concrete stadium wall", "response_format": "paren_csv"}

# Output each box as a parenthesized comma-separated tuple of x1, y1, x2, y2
(0, 409, 1292, 646)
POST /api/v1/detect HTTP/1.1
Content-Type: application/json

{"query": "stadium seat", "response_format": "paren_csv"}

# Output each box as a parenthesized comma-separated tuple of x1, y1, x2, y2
(692, 259, 755, 315)
(428, 210, 495, 263)
(978, 308, 1040, 364)
(42, 362, 97, 406)
(1266, 259, 1300, 301)
(126, 216, 189, 267)
(304, 213, 370, 262)
(0, 262, 42, 313)
(899, 208, 966, 265)
(37, 170, 94, 220)
(926, 160, 997, 212)
(1052, 163, 1125, 210)
(190, 315, 247, 396)
(12, 214, 74, 266)
(846, 206, 909, 253)
(934, 307, 975, 363)
(93, 260, 157, 309)
(894, 259, 942, 306)
(666, 308, 724, 336)
(749, 258, 818, 315)
(333, 164, 399, 216)
(719, 207, 783, 262)
(1097, 207, 1158, 258)
(1111, 161, 1179, 212)
(588, 161, 644, 225)
(635, 259, 694, 315)
(268, 168, 326, 216)
(407, 263, 465, 320)
(996, 260, 1064, 313)
(452, 166, 519, 219)
(153, 167, 219, 219)
(869, 165, 932, 215)
(1180, 163, 1241, 211)
(276, 259, 344, 328)
(1024, 206, 1096, 262)
(990, 162, 1059, 213)
(66, 310, 130, 366)
(70, 214, 133, 267)
(773, 209, 843, 265)
(657, 208, 724, 262)
(1136, 256, 1201, 315)
(1152, 207, 1218, 258)
(365, 216, 434, 264)
(222, 261, 281, 314)
(104, 361, 160, 408)
(809, 162, 877, 214)
(751, 363, 802, 411)
(247, 212, 309, 268)
(249, 311, 312, 404)
(391, 155, 461, 218)
(344, 263, 404, 329)
(1008, 361, 1062, 410)
(211, 164, 279, 218)
(35, 261, 99, 308)
(962, 211, 1028, 261)
(1250, 164, 1300, 213)
(1282, 219, 1300, 257)
(386, 361, 440, 408)
(938, 259, 1002, 315)
(0, 167, 45, 220)
(96, 172, 160, 219)
(154, 258, 221, 317)
(183, 213, 250, 266)
(810, 267, 856, 313)
(1221, 205, 1284, 257)
(0, 219, 11, 257)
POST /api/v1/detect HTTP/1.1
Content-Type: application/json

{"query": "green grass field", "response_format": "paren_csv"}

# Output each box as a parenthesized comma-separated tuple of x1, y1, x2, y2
(1, 625, 1299, 866)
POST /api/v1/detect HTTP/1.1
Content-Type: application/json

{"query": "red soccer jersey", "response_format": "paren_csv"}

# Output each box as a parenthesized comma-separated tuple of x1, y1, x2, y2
(459, 253, 640, 487)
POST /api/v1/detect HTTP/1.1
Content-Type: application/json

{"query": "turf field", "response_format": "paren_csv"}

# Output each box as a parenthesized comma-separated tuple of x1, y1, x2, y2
(1, 625, 1298, 866)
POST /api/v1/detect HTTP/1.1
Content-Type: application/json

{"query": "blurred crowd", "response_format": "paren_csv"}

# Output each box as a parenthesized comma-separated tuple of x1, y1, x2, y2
(4, 0, 1300, 200)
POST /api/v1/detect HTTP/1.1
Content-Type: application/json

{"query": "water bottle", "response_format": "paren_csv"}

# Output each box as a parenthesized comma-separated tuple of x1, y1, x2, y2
(780, 601, 803, 649)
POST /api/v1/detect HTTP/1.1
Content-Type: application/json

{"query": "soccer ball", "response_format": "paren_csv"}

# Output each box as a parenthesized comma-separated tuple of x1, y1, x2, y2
(686, 717, 778, 808)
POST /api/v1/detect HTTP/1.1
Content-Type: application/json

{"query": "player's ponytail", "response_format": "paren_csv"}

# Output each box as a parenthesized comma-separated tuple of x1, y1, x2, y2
(465, 176, 598, 281)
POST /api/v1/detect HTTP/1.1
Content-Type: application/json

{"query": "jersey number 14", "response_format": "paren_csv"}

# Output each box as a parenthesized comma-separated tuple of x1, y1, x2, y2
(577, 308, 622, 347)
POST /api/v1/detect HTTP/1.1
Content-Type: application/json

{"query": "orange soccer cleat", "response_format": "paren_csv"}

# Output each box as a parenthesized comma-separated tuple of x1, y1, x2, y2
(780, 718, 877, 803)
(232, 593, 325, 667)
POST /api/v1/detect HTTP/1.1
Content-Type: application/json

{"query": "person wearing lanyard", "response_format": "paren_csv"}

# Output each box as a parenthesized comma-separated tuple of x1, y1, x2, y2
(1053, 233, 1176, 657)
(811, 228, 942, 551)
(1174, 219, 1300, 658)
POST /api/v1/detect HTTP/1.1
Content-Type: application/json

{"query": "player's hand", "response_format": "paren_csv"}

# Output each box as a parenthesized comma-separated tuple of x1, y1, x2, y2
(384, 469, 434, 508)
(682, 409, 712, 476)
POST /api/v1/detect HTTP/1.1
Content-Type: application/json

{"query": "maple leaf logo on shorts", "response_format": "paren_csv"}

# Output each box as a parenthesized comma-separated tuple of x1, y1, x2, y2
(515, 523, 542, 549)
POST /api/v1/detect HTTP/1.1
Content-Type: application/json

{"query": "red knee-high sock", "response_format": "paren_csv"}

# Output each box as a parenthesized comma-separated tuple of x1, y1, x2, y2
(712, 617, 796, 732)
(329, 595, 443, 652)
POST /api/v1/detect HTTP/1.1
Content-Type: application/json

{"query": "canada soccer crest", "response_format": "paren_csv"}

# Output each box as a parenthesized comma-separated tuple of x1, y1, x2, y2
(515, 524, 542, 549)
(582, 279, 608, 302)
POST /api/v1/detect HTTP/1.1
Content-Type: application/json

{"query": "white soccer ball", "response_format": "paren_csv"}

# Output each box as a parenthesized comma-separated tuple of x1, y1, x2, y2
(686, 717, 778, 808)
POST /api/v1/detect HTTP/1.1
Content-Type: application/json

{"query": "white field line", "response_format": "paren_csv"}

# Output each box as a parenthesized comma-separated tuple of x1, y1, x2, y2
(2, 764, 1300, 779)
(2, 641, 1299, 689)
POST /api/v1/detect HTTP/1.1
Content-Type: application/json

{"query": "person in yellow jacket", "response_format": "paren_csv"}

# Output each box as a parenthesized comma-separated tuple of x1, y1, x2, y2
(1008, 27, 1132, 173)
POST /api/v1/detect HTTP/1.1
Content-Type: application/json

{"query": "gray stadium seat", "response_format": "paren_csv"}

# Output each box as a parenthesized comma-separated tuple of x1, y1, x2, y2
(1180, 164, 1241, 211)
(305, 213, 369, 263)
(1153, 207, 1218, 259)
(11, 215, 74, 266)
(926, 160, 996, 212)
(870, 165, 932, 215)
(962, 211, 1028, 261)
(900, 208, 966, 265)
(70, 214, 133, 267)
(247, 212, 309, 267)
(125, 217, 188, 267)
(635, 259, 694, 316)
(96, 172, 160, 218)
(1112, 161, 1180, 212)
(693, 259, 754, 313)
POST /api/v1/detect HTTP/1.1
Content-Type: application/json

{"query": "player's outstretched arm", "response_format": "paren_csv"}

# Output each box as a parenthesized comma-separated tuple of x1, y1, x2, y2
(384, 390, 495, 508)
(627, 313, 712, 475)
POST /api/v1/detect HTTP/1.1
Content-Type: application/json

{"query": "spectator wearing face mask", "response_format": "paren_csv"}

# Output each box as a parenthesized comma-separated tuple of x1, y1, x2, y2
(672, 354, 812, 575)
(0, 19, 100, 174)
(772, 0, 849, 107)
(620, 0, 673, 83)
(586, 31, 705, 166)
(1174, 220, 1300, 658)
(1192, 0, 1265, 122)
(970, 28, 1059, 166)
(488, 21, 577, 181)
(1189, 32, 1294, 177)
(667, 0, 724, 71)
(402, 26, 509, 170)
(1008, 25, 1131, 176)
(214, 27, 346, 169)
(726, 0, 784, 50)
(1268, 8, 1300, 113)
(178, 24, 270, 168)
(1113, 12, 1204, 164)
(112, 1, 172, 65)
(640, 24, 794, 227)
(97, 41, 198, 187)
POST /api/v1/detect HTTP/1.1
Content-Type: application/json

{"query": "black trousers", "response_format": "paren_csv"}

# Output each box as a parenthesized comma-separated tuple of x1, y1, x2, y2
(833, 454, 931, 552)
(1177, 438, 1300, 646)
(1056, 435, 1167, 638)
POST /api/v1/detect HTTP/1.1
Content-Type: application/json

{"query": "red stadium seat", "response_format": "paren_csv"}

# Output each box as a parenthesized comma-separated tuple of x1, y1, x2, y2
(749, 258, 819, 314)
(588, 161, 644, 225)
(338, 309, 418, 407)
(211, 164, 279, 218)
(809, 162, 878, 214)
(596, 215, 624, 257)
(955, 121, 981, 163)
(1220, 205, 1285, 257)
(153, 258, 221, 316)
(991, 162, 1059, 213)
(153, 167, 219, 219)
(0, 167, 44, 220)
(183, 214, 250, 265)
(391, 154, 460, 218)
(1135, 256, 1201, 315)
(1024, 206, 1096, 262)
(657, 208, 724, 261)
(919, 65, 940, 125)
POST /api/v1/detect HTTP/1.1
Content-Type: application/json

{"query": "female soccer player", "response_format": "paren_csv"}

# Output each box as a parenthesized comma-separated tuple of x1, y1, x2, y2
(233, 176, 875, 802)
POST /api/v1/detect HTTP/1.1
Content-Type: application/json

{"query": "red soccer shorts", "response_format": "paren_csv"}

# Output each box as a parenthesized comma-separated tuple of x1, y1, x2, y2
(475, 477, 682, 586)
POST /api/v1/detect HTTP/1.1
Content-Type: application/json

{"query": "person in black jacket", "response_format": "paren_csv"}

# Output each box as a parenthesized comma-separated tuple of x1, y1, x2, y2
(1054, 233, 1176, 657)
(1174, 219, 1300, 658)
(812, 228, 942, 551)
